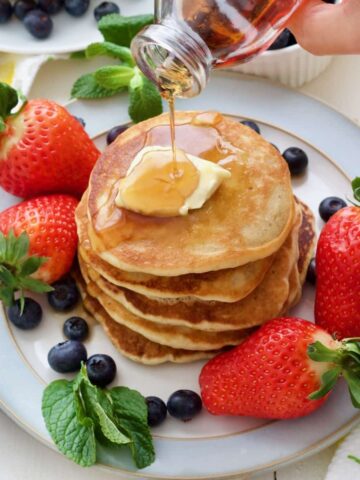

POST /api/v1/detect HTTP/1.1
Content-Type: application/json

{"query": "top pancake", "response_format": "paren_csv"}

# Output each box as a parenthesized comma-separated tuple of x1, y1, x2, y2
(87, 111, 294, 276)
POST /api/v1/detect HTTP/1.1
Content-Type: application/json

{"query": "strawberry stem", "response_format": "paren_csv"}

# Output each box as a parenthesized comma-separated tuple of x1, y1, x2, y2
(308, 339, 360, 407)
(348, 177, 360, 207)
(0, 82, 19, 133)
(0, 230, 53, 313)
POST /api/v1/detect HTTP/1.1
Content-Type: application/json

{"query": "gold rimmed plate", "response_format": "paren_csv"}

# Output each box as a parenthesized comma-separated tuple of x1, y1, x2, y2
(0, 74, 359, 479)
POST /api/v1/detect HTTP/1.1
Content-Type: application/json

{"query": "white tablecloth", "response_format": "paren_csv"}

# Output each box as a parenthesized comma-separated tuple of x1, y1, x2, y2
(1, 54, 360, 480)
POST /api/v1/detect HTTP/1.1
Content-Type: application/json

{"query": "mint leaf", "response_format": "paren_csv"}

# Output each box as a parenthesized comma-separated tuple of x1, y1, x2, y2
(71, 73, 124, 100)
(85, 42, 134, 66)
(352, 177, 360, 202)
(77, 365, 130, 446)
(0, 82, 19, 132)
(128, 68, 162, 123)
(94, 66, 134, 90)
(42, 380, 96, 467)
(94, 402, 130, 445)
(98, 14, 153, 47)
(110, 387, 155, 469)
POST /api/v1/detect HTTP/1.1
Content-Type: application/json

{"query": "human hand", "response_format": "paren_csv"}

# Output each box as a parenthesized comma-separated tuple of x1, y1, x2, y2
(288, 0, 360, 55)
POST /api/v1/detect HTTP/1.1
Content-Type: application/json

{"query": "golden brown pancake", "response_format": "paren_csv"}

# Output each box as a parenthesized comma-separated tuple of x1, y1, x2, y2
(86, 111, 294, 275)
(75, 274, 217, 364)
(79, 202, 302, 333)
(76, 193, 274, 303)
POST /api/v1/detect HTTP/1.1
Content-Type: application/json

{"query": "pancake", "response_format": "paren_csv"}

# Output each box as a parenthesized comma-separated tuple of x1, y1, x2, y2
(87, 111, 294, 275)
(76, 193, 274, 303)
(80, 201, 302, 332)
(281, 199, 316, 313)
(297, 200, 316, 285)
(75, 274, 217, 364)
(79, 259, 253, 351)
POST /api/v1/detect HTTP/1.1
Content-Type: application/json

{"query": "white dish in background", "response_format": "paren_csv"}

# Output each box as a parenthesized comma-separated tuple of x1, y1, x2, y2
(0, 0, 153, 55)
(230, 44, 333, 88)
(1, 74, 360, 479)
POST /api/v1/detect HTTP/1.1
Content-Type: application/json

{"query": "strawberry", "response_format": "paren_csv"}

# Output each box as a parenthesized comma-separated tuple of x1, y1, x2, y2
(0, 194, 78, 289)
(315, 180, 360, 339)
(199, 317, 360, 419)
(0, 82, 100, 198)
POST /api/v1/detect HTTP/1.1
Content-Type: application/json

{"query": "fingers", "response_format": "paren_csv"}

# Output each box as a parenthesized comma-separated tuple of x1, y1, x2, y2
(288, 0, 360, 55)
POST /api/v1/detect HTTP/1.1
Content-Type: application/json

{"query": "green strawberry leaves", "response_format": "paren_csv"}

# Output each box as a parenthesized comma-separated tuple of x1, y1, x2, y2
(352, 177, 360, 203)
(42, 364, 155, 469)
(0, 230, 52, 311)
(309, 367, 341, 400)
(70, 14, 163, 123)
(308, 339, 360, 406)
(0, 82, 19, 133)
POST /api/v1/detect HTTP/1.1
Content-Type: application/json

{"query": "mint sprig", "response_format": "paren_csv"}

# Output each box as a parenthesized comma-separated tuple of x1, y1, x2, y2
(98, 14, 153, 47)
(42, 365, 155, 469)
(0, 230, 53, 312)
(70, 14, 163, 123)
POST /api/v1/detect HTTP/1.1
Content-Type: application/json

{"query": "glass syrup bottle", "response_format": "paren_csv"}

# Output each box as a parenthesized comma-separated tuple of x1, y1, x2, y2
(131, 0, 306, 99)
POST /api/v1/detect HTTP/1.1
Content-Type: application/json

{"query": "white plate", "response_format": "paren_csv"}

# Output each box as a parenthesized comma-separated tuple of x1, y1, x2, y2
(1, 74, 360, 479)
(0, 0, 153, 54)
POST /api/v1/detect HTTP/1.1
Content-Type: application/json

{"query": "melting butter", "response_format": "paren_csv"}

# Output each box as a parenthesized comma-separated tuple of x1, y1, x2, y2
(115, 146, 231, 217)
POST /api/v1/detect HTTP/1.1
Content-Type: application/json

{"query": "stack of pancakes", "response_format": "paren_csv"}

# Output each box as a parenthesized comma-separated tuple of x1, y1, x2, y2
(75, 111, 316, 365)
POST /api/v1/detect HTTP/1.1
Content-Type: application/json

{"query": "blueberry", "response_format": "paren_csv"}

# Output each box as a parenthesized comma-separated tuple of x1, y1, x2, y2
(47, 277, 79, 311)
(37, 0, 63, 15)
(282, 147, 308, 175)
(146, 396, 167, 427)
(306, 257, 316, 285)
(94, 1, 119, 22)
(240, 120, 261, 135)
(73, 115, 86, 128)
(319, 196, 347, 222)
(8, 298, 42, 330)
(64, 0, 89, 16)
(106, 125, 128, 145)
(0, 0, 12, 23)
(63, 316, 89, 341)
(167, 390, 202, 422)
(48, 340, 87, 373)
(23, 9, 53, 39)
(86, 354, 116, 387)
(268, 29, 296, 50)
(14, 0, 35, 20)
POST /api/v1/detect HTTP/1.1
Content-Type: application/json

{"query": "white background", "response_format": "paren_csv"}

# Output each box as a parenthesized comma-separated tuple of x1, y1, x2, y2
(0, 54, 360, 480)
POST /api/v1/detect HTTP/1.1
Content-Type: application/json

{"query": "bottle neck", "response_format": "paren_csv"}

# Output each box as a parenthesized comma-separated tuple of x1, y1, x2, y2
(131, 22, 212, 99)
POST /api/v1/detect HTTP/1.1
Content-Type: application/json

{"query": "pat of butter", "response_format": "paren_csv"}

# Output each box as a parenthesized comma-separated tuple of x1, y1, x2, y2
(177, 151, 230, 215)
(116, 146, 231, 217)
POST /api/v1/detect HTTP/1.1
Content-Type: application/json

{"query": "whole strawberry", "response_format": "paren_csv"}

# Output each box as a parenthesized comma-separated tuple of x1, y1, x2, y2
(0, 194, 78, 285)
(0, 83, 100, 198)
(315, 180, 360, 339)
(200, 317, 360, 419)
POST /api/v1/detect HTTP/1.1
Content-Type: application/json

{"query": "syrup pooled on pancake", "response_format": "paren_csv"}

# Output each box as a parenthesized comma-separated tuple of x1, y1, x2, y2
(115, 146, 230, 217)
(87, 112, 294, 275)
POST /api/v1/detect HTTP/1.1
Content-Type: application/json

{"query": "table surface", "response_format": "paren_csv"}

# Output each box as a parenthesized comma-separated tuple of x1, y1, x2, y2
(1, 54, 359, 480)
